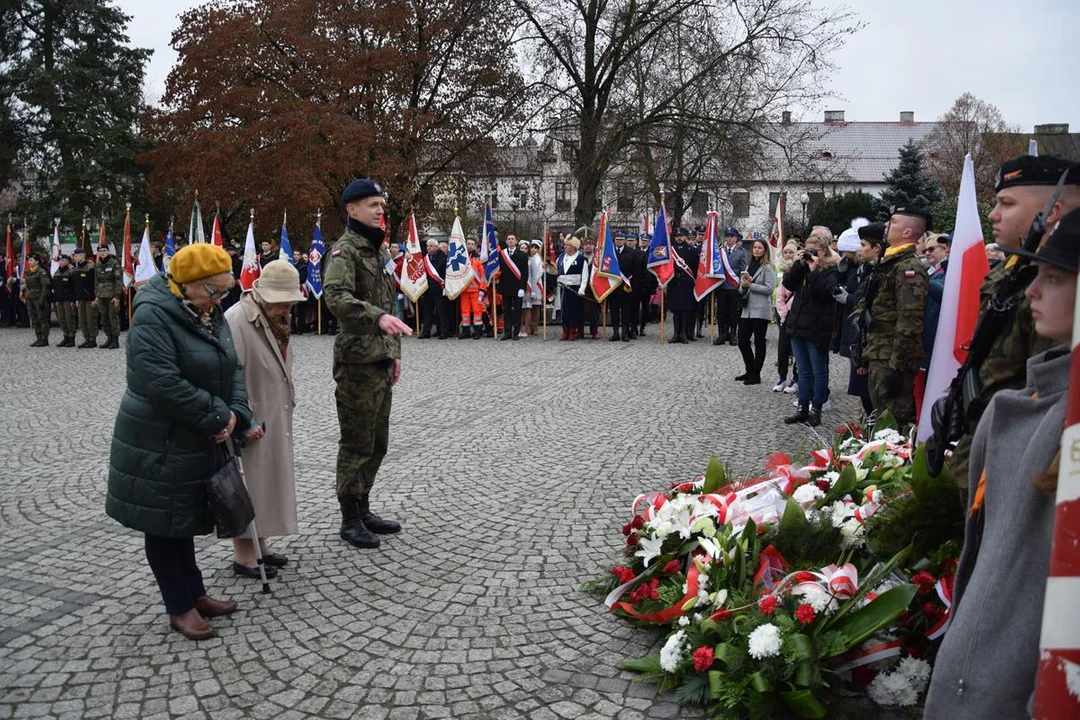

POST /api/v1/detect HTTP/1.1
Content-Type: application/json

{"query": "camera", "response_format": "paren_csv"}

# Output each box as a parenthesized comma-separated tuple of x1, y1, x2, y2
(802, 248, 818, 261)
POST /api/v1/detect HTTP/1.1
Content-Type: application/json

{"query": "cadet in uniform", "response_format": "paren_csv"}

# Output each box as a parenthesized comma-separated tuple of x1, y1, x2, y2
(948, 155, 1080, 488)
(323, 178, 412, 549)
(52, 254, 78, 346)
(72, 248, 99, 347)
(93, 243, 122, 349)
(859, 205, 930, 427)
(668, 228, 700, 344)
(22, 255, 51, 347)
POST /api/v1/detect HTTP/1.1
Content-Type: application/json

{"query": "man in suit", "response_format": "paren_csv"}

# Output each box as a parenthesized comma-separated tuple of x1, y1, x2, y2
(609, 231, 638, 341)
(668, 228, 700, 343)
(419, 239, 444, 338)
(714, 227, 748, 346)
(634, 234, 658, 335)
(497, 233, 529, 340)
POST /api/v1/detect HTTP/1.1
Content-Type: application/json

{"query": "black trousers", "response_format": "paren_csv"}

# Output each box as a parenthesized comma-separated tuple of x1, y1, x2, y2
(634, 295, 651, 329)
(715, 289, 741, 338)
(608, 292, 633, 335)
(738, 318, 769, 376)
(501, 293, 522, 336)
(777, 323, 798, 382)
(144, 534, 206, 616)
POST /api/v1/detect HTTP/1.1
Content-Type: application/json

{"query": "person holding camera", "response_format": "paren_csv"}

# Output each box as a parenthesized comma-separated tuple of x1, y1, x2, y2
(781, 229, 839, 427)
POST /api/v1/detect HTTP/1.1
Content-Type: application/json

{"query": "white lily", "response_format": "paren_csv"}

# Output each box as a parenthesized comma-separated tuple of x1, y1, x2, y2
(635, 535, 665, 566)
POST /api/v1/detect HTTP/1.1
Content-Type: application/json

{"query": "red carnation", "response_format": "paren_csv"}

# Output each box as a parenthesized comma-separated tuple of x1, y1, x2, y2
(911, 571, 936, 596)
(795, 603, 816, 625)
(815, 480, 831, 492)
(626, 534, 639, 547)
(611, 565, 635, 584)
(758, 596, 778, 615)
(692, 646, 715, 673)
(662, 559, 682, 576)
(647, 578, 661, 600)
(793, 571, 817, 584)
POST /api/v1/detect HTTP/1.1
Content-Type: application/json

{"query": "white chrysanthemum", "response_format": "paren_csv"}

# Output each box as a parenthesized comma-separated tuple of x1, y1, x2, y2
(747, 623, 782, 659)
(840, 518, 866, 548)
(792, 583, 839, 615)
(659, 630, 687, 673)
(793, 483, 825, 505)
(677, 615, 690, 627)
(820, 470, 841, 487)
(868, 670, 920, 706)
(873, 428, 903, 444)
(828, 501, 855, 528)
(895, 657, 931, 685)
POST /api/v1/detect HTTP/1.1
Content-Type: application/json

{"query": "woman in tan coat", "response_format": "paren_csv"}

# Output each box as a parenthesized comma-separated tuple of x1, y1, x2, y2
(224, 260, 305, 578)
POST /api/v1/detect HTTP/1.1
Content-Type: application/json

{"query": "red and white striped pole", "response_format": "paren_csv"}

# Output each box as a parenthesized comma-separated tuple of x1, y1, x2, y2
(1032, 272, 1080, 717)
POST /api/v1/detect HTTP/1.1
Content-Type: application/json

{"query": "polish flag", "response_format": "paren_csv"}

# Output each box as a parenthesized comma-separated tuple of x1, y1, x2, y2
(239, 215, 261, 290)
(122, 206, 135, 288)
(917, 154, 990, 440)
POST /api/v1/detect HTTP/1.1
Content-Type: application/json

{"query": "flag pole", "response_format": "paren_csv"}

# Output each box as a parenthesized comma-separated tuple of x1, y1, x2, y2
(490, 197, 498, 341)
(316, 209, 322, 336)
(659, 187, 667, 344)
(710, 294, 715, 342)
(542, 222, 548, 341)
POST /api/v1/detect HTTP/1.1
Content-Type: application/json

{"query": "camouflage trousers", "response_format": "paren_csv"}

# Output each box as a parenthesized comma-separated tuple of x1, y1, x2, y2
(868, 361, 917, 429)
(334, 359, 393, 500)
(78, 301, 99, 341)
(27, 299, 49, 341)
(56, 301, 77, 337)
(97, 299, 120, 338)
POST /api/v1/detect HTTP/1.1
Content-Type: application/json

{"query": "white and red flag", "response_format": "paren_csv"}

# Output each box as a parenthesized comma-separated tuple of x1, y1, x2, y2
(239, 213, 261, 290)
(122, 204, 135, 288)
(694, 212, 722, 301)
(769, 192, 785, 255)
(398, 214, 428, 302)
(916, 154, 991, 440)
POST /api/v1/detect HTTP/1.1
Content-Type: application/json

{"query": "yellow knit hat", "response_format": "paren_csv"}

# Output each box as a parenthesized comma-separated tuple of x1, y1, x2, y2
(168, 244, 233, 284)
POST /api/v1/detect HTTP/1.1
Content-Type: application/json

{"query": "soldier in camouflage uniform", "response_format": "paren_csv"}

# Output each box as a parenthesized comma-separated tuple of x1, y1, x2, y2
(21, 255, 52, 347)
(948, 155, 1080, 489)
(324, 178, 413, 549)
(72, 247, 99, 347)
(52, 254, 78, 346)
(93, 243, 123, 349)
(857, 205, 930, 427)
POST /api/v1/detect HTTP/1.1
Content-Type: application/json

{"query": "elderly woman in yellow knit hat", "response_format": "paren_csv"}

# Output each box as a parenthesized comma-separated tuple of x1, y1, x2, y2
(106, 243, 253, 641)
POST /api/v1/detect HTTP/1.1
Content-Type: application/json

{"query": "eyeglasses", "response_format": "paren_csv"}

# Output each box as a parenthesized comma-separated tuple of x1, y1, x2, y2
(204, 283, 231, 301)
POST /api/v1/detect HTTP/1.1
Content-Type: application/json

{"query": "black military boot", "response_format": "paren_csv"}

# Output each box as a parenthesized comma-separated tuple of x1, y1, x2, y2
(807, 404, 822, 428)
(110, 335, 120, 349)
(609, 330, 620, 342)
(338, 497, 380, 549)
(459, 326, 470, 339)
(79, 338, 97, 348)
(358, 497, 401, 535)
(784, 403, 810, 425)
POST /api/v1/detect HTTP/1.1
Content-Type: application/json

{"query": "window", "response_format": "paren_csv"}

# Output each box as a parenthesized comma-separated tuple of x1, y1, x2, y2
(555, 182, 571, 211)
(731, 191, 750, 218)
(807, 192, 825, 217)
(769, 192, 781, 218)
(617, 183, 634, 212)
(691, 191, 708, 217)
(512, 186, 528, 209)
(491, 192, 499, 209)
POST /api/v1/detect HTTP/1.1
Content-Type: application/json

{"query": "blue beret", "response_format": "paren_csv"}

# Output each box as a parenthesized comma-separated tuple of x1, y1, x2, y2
(723, 227, 742, 240)
(341, 178, 384, 205)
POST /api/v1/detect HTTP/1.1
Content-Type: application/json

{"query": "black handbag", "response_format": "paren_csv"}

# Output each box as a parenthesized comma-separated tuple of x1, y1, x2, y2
(205, 439, 255, 539)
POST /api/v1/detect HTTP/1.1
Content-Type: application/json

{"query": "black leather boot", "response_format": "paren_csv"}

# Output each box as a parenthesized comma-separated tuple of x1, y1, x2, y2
(358, 497, 401, 535)
(784, 403, 810, 425)
(472, 325, 483, 339)
(807, 404, 822, 428)
(79, 338, 97, 348)
(109, 335, 120, 349)
(339, 497, 380, 548)
(459, 326, 470, 339)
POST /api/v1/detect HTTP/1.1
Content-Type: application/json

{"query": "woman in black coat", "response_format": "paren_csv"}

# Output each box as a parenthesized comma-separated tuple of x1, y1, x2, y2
(781, 230, 839, 427)
(105, 244, 252, 640)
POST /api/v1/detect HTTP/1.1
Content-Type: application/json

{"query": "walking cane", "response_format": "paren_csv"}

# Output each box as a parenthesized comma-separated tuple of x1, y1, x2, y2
(230, 439, 271, 595)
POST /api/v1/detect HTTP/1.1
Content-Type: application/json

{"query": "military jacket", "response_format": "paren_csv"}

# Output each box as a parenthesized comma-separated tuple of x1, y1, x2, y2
(53, 265, 76, 302)
(860, 244, 927, 372)
(72, 261, 96, 301)
(95, 256, 122, 299)
(23, 265, 50, 300)
(323, 225, 401, 364)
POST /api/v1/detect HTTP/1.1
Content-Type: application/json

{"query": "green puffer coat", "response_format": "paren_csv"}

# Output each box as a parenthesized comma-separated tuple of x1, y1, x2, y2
(106, 274, 252, 538)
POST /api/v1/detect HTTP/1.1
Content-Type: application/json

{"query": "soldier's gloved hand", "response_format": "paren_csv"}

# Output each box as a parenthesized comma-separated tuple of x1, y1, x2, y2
(833, 286, 849, 304)
(517, 289, 525, 298)
(884, 368, 904, 397)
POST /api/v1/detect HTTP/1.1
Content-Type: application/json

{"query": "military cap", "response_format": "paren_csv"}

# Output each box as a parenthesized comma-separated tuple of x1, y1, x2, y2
(994, 155, 1080, 193)
(858, 222, 886, 245)
(891, 204, 933, 231)
(693, 225, 705, 235)
(676, 227, 691, 237)
(1002, 207, 1080, 273)
(723, 227, 742, 240)
(73, 247, 86, 255)
(340, 178, 384, 205)
(58, 253, 70, 261)
(614, 231, 626, 240)
(96, 243, 110, 252)
(630, 233, 640, 241)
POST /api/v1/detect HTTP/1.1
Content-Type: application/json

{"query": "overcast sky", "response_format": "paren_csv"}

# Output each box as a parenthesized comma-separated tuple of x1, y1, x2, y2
(116, 0, 1078, 132)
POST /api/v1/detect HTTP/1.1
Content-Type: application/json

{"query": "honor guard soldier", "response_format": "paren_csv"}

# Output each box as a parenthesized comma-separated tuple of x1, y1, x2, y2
(668, 228, 700, 343)
(323, 178, 413, 550)
(93, 242, 122, 349)
(857, 205, 930, 427)
(72, 247, 99, 347)
(22, 254, 51, 347)
(52, 254, 78, 346)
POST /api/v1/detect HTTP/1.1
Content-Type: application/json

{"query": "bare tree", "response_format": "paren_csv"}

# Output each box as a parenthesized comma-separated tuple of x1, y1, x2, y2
(922, 92, 1022, 200)
(512, 0, 860, 227)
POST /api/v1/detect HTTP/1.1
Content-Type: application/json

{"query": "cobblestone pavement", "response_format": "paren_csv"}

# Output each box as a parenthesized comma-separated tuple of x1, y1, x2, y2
(0, 324, 857, 720)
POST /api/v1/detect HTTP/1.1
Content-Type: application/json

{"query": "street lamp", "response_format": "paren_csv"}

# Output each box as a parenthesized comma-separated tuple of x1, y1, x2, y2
(799, 192, 809, 234)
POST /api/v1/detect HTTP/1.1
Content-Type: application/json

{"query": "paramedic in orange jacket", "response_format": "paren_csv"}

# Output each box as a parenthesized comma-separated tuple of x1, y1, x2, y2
(460, 239, 487, 339)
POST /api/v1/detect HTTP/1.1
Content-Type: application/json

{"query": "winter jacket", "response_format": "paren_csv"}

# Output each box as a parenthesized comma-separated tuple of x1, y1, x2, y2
(739, 262, 776, 321)
(105, 273, 252, 538)
(922, 260, 948, 370)
(781, 253, 840, 350)
(924, 348, 1068, 720)
(839, 263, 872, 360)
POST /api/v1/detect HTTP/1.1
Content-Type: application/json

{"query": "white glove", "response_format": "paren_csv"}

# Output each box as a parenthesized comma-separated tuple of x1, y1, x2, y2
(517, 289, 524, 298)
(833, 286, 849, 304)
